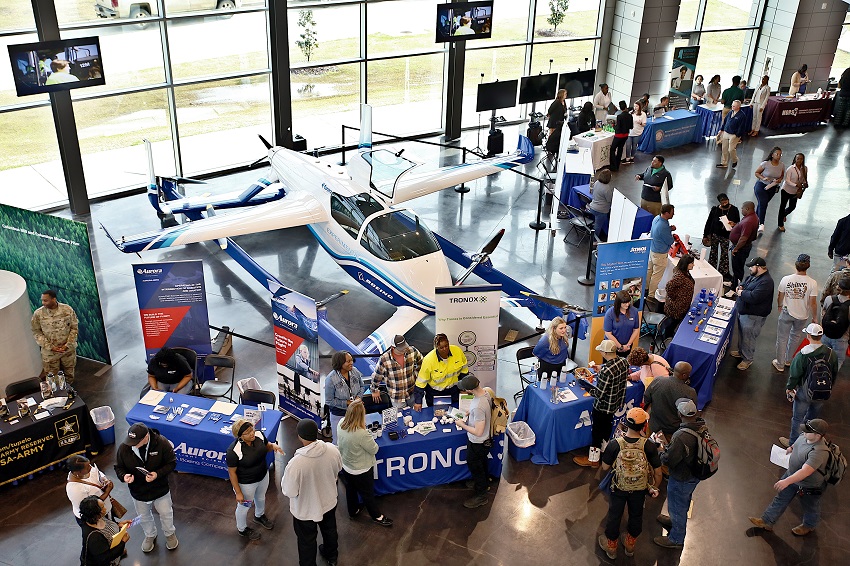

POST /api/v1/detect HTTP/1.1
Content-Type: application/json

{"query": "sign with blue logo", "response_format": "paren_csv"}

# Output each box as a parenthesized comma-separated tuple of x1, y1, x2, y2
(593, 241, 650, 317)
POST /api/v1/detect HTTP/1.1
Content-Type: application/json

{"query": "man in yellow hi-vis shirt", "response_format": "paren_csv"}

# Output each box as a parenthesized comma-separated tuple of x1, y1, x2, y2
(413, 333, 468, 411)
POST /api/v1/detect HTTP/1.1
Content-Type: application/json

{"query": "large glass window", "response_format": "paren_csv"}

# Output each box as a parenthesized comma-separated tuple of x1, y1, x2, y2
(698, 30, 747, 86)
(475, 0, 530, 45)
(463, 46, 526, 127)
(368, 54, 444, 135)
(2, 2, 36, 30)
(288, 4, 360, 66)
(534, 0, 598, 40)
(832, 15, 849, 81)
(291, 63, 360, 148)
(703, 0, 751, 30)
(367, 0, 441, 57)
(0, 33, 47, 106)
(676, 0, 701, 33)
(530, 40, 596, 77)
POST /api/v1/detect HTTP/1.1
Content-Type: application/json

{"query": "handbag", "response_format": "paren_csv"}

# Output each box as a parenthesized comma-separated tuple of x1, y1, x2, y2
(109, 497, 128, 519)
(795, 187, 805, 199)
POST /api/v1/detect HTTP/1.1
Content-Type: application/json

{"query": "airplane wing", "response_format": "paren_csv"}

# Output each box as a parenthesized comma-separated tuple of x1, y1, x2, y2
(356, 306, 428, 356)
(108, 192, 329, 253)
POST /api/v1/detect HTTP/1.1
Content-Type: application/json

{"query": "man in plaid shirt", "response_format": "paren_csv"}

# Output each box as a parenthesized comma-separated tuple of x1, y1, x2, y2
(370, 335, 423, 409)
(574, 340, 629, 468)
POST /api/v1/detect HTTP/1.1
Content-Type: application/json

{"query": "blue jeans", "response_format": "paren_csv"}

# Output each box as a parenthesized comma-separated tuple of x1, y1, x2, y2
(790, 384, 824, 444)
(667, 476, 700, 544)
(625, 135, 639, 159)
(590, 208, 610, 238)
(822, 336, 847, 370)
(134, 492, 176, 538)
(735, 314, 767, 361)
(753, 181, 776, 225)
(235, 471, 269, 531)
(156, 380, 193, 395)
(761, 472, 823, 529)
(776, 310, 808, 366)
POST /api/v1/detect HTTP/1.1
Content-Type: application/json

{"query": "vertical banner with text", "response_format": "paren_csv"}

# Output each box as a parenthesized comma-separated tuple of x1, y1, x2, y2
(669, 46, 700, 110)
(273, 288, 320, 422)
(588, 241, 650, 363)
(434, 285, 501, 390)
(133, 261, 212, 374)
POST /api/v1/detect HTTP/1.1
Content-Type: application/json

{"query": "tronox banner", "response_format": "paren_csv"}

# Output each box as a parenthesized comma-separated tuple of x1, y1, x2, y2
(669, 46, 700, 110)
(133, 261, 212, 377)
(273, 287, 321, 422)
(434, 284, 501, 390)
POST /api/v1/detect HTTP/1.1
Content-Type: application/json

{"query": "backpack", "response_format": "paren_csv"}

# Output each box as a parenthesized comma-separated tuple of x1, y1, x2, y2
(612, 437, 652, 491)
(678, 425, 720, 480)
(483, 387, 509, 437)
(805, 351, 835, 401)
(821, 441, 847, 486)
(821, 296, 850, 339)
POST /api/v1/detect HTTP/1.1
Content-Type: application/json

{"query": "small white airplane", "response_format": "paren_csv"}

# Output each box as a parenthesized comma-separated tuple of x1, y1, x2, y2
(104, 105, 571, 373)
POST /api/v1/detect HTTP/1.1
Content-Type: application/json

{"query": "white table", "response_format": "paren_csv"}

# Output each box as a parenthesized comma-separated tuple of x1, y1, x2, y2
(657, 257, 723, 303)
(572, 130, 614, 171)
(0, 271, 42, 393)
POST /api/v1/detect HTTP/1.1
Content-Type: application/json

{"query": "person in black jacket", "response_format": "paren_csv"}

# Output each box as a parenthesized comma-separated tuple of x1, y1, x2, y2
(635, 155, 674, 216)
(610, 101, 632, 171)
(701, 193, 740, 279)
(828, 210, 850, 271)
(730, 257, 775, 370)
(577, 101, 595, 133)
(79, 495, 130, 566)
(114, 423, 178, 554)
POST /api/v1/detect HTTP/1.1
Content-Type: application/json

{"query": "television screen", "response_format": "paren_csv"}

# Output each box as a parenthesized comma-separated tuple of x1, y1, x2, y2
(8, 37, 104, 97)
(558, 69, 597, 98)
(435, 1, 494, 43)
(476, 80, 518, 112)
(518, 73, 558, 104)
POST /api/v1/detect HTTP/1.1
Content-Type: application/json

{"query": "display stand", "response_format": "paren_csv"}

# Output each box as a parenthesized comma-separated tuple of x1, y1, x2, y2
(487, 111, 504, 156)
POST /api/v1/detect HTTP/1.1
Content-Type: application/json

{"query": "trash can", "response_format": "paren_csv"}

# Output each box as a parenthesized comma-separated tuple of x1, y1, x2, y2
(90, 406, 116, 445)
(506, 421, 535, 448)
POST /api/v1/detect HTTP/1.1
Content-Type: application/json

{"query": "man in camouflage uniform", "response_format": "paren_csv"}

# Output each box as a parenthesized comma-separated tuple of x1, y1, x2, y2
(31, 289, 78, 383)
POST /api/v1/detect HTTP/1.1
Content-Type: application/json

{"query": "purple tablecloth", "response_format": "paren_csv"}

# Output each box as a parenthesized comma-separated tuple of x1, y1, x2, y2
(761, 96, 831, 129)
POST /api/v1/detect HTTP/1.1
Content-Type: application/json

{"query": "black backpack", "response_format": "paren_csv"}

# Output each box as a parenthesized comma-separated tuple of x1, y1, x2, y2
(821, 296, 850, 339)
(805, 351, 835, 401)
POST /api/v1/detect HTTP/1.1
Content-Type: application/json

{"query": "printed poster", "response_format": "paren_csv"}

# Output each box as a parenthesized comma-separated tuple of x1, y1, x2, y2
(669, 46, 700, 110)
(273, 286, 321, 422)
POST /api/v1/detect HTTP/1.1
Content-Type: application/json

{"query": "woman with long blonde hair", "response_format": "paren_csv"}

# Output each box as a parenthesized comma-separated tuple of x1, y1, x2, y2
(532, 316, 572, 379)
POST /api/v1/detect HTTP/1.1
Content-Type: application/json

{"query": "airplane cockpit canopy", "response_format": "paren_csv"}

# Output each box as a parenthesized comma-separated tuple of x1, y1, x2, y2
(360, 209, 440, 262)
(363, 149, 417, 199)
(330, 192, 385, 238)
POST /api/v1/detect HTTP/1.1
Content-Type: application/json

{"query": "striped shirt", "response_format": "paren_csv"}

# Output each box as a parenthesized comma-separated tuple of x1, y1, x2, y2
(371, 347, 423, 402)
(415, 345, 468, 393)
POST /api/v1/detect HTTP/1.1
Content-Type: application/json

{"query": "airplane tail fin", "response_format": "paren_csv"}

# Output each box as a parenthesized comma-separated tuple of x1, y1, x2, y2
(358, 104, 372, 151)
(143, 139, 165, 215)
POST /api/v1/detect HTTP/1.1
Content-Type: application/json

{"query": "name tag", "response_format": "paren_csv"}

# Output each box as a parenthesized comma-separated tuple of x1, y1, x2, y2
(149, 451, 159, 456)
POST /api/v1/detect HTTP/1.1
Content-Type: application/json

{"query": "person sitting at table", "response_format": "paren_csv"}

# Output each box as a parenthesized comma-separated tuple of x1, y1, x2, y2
(604, 290, 640, 357)
(413, 333, 468, 411)
(652, 96, 669, 116)
(79, 495, 131, 566)
(627, 347, 671, 387)
(577, 101, 595, 133)
(664, 255, 696, 325)
(226, 418, 285, 541)
(587, 169, 614, 239)
(706, 75, 722, 105)
(639, 93, 651, 113)
(532, 316, 573, 380)
(750, 75, 771, 136)
(690, 75, 706, 110)
(789, 64, 810, 96)
(325, 350, 366, 444)
(337, 399, 393, 526)
(146, 347, 193, 395)
(702, 192, 739, 280)
(66, 455, 114, 527)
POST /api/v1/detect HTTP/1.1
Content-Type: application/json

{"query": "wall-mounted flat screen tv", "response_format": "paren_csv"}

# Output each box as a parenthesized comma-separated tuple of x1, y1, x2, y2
(558, 69, 597, 98)
(476, 80, 518, 112)
(519, 73, 558, 104)
(436, 1, 494, 43)
(8, 37, 104, 97)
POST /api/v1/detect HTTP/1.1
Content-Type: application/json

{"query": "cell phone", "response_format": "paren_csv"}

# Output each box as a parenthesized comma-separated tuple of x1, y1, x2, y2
(136, 467, 152, 476)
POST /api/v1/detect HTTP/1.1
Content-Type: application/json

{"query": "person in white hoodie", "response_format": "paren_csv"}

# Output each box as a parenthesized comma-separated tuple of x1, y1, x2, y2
(282, 419, 343, 566)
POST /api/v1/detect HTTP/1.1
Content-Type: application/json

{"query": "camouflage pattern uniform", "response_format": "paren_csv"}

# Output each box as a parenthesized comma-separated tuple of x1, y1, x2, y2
(31, 303, 78, 382)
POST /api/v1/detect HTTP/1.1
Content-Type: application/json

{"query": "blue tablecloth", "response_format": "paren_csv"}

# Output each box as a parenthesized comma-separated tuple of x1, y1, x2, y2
(568, 184, 653, 239)
(637, 109, 703, 153)
(559, 172, 592, 210)
(508, 378, 645, 465)
(126, 393, 283, 479)
(663, 299, 737, 410)
(694, 105, 754, 138)
(367, 406, 504, 495)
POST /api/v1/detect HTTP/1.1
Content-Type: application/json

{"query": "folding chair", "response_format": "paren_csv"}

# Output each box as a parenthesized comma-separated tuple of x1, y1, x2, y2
(513, 346, 537, 405)
(640, 299, 665, 339)
(5, 377, 41, 401)
(200, 354, 236, 402)
(650, 316, 679, 354)
(563, 204, 595, 247)
(240, 389, 276, 409)
(170, 346, 198, 394)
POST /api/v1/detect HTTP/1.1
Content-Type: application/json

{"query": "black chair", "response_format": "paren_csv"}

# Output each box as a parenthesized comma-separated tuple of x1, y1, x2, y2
(5, 377, 41, 401)
(650, 316, 679, 353)
(513, 346, 537, 405)
(200, 354, 236, 402)
(240, 389, 276, 409)
(563, 204, 595, 247)
(640, 299, 665, 339)
(170, 347, 198, 394)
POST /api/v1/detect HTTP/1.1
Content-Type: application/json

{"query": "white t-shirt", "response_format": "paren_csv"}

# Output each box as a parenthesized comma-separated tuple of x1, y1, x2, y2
(66, 464, 112, 519)
(778, 273, 818, 320)
(629, 112, 647, 137)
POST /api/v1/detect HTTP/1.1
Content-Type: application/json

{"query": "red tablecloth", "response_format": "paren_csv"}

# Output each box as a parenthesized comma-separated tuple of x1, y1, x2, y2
(761, 96, 831, 128)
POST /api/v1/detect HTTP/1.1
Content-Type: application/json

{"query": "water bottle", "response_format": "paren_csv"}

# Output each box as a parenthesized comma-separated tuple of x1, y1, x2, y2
(57, 371, 66, 390)
(40, 375, 53, 399)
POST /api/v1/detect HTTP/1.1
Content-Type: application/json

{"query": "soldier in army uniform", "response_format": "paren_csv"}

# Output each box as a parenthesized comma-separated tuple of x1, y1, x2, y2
(31, 289, 78, 383)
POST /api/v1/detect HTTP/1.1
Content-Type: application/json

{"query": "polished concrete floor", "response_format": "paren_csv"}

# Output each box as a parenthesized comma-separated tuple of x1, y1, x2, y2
(1, 120, 849, 565)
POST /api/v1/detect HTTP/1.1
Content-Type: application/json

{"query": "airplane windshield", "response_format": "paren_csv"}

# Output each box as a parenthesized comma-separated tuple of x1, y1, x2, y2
(364, 150, 417, 199)
(330, 192, 385, 237)
(360, 210, 440, 262)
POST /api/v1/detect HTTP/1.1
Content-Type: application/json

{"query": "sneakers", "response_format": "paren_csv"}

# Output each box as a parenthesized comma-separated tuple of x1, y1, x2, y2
(141, 536, 156, 553)
(749, 517, 774, 531)
(319, 543, 338, 566)
(758, 224, 765, 234)
(716, 163, 727, 168)
(372, 516, 394, 527)
(253, 514, 275, 530)
(737, 360, 752, 370)
(778, 437, 790, 448)
(349, 506, 363, 520)
(732, 162, 738, 168)
(598, 534, 617, 559)
(729, 350, 742, 358)
(657, 514, 673, 529)
(463, 495, 489, 509)
(771, 359, 785, 372)
(573, 455, 600, 468)
(238, 527, 261, 540)
(464, 479, 491, 491)
(653, 535, 684, 549)
(792, 524, 814, 536)
(622, 533, 637, 557)
(165, 533, 179, 550)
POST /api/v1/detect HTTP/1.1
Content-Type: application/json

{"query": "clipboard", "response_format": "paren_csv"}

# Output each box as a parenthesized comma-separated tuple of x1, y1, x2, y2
(111, 523, 129, 548)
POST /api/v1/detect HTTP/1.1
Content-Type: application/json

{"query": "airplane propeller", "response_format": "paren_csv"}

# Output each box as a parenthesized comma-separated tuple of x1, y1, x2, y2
(249, 135, 275, 168)
(519, 291, 590, 315)
(454, 229, 505, 286)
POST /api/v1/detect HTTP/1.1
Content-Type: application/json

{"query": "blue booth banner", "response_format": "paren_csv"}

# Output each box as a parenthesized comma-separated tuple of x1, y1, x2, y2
(133, 261, 212, 375)
(273, 285, 321, 423)
(669, 46, 700, 110)
(592, 240, 650, 317)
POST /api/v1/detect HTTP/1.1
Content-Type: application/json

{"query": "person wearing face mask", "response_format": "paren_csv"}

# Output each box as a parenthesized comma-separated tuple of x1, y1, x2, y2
(749, 418, 830, 537)
(643, 362, 697, 444)
(702, 193, 740, 281)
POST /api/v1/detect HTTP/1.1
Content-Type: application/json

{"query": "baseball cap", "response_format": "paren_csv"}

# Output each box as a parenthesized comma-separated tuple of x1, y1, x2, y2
(458, 374, 480, 391)
(746, 257, 766, 267)
(804, 419, 828, 436)
(296, 418, 318, 442)
(626, 407, 648, 425)
(124, 422, 149, 446)
(676, 398, 697, 417)
(392, 335, 409, 350)
(595, 340, 618, 353)
(803, 323, 823, 336)
(838, 278, 850, 290)
(797, 253, 811, 263)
